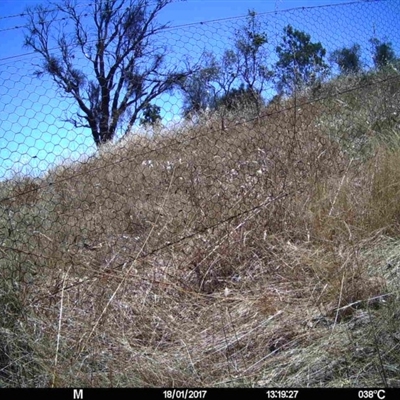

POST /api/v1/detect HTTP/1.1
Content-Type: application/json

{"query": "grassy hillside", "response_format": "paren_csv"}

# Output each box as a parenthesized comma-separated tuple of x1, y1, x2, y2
(1, 67, 400, 387)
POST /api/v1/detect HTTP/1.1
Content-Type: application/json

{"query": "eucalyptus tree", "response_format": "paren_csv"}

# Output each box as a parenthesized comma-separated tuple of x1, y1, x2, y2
(24, 0, 187, 147)
(330, 44, 363, 75)
(275, 25, 328, 94)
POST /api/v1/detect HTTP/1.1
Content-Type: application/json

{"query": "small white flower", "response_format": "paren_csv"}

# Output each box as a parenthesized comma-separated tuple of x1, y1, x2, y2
(141, 160, 153, 167)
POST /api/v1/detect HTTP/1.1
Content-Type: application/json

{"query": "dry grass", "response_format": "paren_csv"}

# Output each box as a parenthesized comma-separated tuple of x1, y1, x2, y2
(1, 68, 400, 387)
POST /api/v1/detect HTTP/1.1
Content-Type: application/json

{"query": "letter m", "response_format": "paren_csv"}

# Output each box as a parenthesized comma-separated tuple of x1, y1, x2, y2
(73, 389, 83, 399)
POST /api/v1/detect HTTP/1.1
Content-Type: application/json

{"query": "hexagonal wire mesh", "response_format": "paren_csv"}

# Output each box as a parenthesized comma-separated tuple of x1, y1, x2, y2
(0, 0, 400, 386)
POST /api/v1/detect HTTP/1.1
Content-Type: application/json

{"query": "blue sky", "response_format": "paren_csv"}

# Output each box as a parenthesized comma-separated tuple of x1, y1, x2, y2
(1, 0, 399, 180)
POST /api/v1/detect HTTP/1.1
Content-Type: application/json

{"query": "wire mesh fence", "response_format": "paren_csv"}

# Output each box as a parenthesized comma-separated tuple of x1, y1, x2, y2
(1, 0, 400, 387)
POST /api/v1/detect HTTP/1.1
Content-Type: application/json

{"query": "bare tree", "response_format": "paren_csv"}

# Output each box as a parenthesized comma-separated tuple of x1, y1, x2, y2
(24, 0, 187, 147)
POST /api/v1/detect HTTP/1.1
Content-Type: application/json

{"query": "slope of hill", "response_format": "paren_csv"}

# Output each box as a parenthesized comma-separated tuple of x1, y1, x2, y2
(1, 66, 400, 387)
